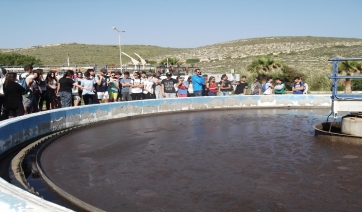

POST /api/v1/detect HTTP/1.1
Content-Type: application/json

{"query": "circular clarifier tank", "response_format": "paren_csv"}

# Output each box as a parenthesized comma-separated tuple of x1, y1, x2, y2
(342, 116, 362, 137)
(39, 108, 362, 211)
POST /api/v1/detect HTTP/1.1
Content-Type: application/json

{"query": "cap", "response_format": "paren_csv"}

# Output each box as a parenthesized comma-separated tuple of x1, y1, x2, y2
(100, 68, 107, 73)
(166, 72, 172, 76)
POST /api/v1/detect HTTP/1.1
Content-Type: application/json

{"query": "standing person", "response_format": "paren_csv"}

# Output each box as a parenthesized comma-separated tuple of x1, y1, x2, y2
(46, 72, 58, 109)
(85, 69, 98, 104)
(161, 73, 178, 98)
(107, 72, 119, 102)
(191, 69, 204, 96)
(0, 68, 7, 115)
(153, 73, 162, 99)
(38, 69, 49, 111)
(53, 71, 62, 108)
(261, 78, 267, 94)
(115, 72, 123, 102)
(141, 71, 147, 82)
(187, 76, 194, 97)
(57, 70, 86, 108)
(87, 69, 95, 79)
(96, 68, 109, 103)
(274, 78, 285, 94)
(234, 76, 248, 95)
(54, 71, 62, 81)
(219, 74, 231, 96)
(263, 77, 274, 95)
(176, 76, 188, 98)
(72, 80, 81, 106)
(23, 75, 35, 114)
(1, 73, 25, 120)
(31, 70, 41, 112)
(202, 74, 209, 96)
(120, 71, 132, 101)
(302, 80, 309, 94)
(131, 72, 144, 100)
(250, 77, 262, 95)
(206, 76, 218, 96)
(143, 74, 155, 99)
(75, 72, 84, 105)
(20, 65, 33, 115)
(292, 77, 304, 94)
(81, 72, 97, 105)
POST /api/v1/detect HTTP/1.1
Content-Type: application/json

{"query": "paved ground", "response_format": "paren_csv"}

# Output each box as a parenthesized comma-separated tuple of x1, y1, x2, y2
(40, 109, 362, 211)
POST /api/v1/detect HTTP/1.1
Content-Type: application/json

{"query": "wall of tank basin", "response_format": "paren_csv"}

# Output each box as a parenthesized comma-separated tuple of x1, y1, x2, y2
(0, 95, 331, 211)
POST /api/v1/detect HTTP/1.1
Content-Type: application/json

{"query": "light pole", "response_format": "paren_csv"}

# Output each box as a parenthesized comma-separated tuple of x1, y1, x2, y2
(112, 27, 125, 72)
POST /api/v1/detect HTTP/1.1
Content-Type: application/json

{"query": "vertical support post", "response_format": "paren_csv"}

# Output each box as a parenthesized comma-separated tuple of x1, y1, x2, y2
(331, 61, 339, 118)
(331, 61, 338, 99)
(118, 32, 122, 73)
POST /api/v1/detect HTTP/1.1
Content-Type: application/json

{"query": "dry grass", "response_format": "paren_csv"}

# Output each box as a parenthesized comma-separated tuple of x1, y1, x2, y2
(2, 36, 362, 90)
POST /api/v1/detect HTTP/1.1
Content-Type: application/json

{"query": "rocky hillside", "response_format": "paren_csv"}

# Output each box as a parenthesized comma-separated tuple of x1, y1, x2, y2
(2, 36, 362, 74)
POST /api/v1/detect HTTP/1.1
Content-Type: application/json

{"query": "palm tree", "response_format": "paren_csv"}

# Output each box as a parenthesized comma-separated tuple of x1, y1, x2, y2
(159, 57, 182, 66)
(338, 61, 362, 93)
(247, 57, 282, 78)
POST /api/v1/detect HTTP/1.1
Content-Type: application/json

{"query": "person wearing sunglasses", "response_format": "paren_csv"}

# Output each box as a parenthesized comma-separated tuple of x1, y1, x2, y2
(107, 72, 119, 102)
(191, 69, 204, 97)
(131, 72, 144, 100)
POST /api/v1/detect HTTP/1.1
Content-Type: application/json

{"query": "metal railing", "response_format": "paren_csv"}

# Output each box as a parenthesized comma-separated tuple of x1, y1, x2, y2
(327, 58, 362, 119)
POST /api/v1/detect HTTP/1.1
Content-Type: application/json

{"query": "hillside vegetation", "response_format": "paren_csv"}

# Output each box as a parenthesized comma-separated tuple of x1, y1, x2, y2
(2, 37, 361, 73)
(2, 36, 362, 91)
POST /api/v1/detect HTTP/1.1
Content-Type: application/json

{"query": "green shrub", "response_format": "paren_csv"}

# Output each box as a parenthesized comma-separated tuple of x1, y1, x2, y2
(0, 52, 42, 66)
(186, 58, 200, 64)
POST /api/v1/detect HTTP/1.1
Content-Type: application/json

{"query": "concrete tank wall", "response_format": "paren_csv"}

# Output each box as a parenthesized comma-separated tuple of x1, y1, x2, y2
(0, 95, 331, 211)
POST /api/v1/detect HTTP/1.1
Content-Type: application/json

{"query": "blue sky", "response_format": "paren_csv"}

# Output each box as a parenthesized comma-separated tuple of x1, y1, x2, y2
(1, 0, 362, 49)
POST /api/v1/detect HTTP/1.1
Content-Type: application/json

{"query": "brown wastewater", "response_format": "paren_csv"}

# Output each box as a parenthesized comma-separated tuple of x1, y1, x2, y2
(40, 108, 362, 211)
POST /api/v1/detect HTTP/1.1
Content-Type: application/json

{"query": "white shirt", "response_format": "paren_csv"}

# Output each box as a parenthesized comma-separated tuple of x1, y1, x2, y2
(143, 80, 154, 94)
(188, 82, 194, 93)
(303, 83, 309, 94)
(263, 82, 273, 95)
(131, 78, 144, 93)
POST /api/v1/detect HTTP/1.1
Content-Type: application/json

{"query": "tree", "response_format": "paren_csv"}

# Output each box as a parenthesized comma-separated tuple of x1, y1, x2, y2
(338, 61, 362, 93)
(0, 53, 42, 66)
(280, 65, 306, 91)
(159, 57, 182, 66)
(247, 57, 282, 79)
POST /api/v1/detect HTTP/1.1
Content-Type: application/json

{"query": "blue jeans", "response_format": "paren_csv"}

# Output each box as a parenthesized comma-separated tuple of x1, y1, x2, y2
(59, 91, 72, 107)
(194, 90, 202, 96)
(208, 91, 217, 96)
(220, 91, 229, 96)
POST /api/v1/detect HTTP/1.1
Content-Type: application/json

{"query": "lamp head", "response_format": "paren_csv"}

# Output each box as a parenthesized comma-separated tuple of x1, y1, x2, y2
(112, 27, 116, 30)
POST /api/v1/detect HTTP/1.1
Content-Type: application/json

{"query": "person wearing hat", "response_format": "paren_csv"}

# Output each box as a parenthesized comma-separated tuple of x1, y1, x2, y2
(161, 72, 178, 98)
(96, 68, 109, 103)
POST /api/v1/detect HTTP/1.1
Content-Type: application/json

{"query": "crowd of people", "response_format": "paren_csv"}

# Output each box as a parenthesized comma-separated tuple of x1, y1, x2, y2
(0, 65, 308, 120)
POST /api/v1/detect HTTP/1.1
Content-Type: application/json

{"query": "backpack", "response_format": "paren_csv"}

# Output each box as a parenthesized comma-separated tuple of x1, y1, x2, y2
(18, 74, 30, 95)
(262, 83, 267, 93)
(292, 82, 304, 93)
(18, 74, 30, 88)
